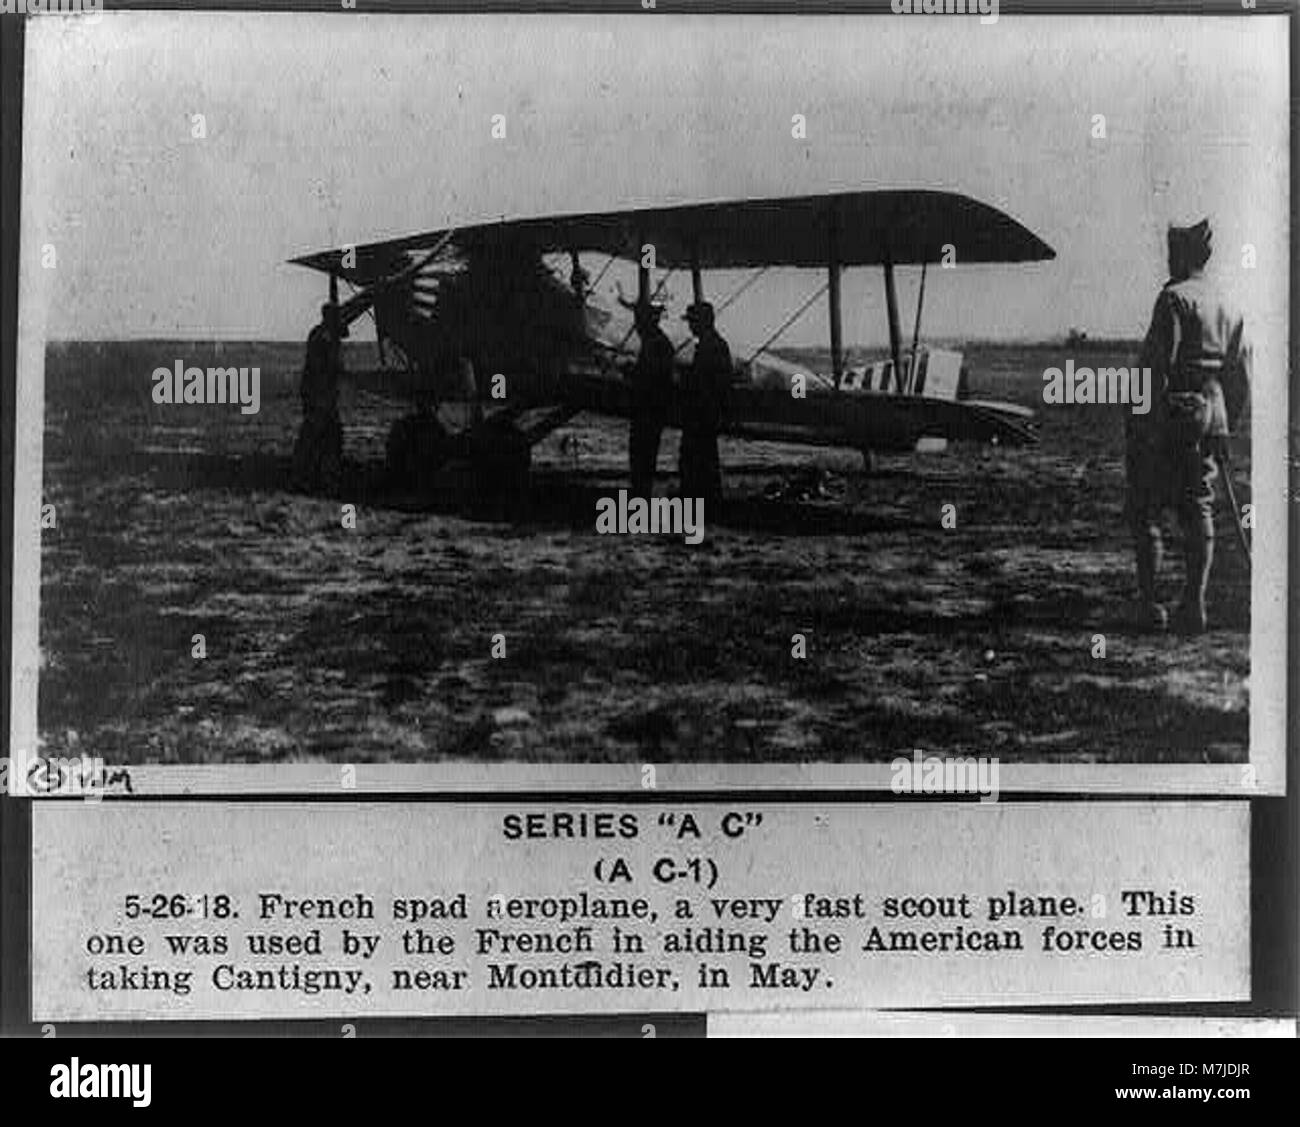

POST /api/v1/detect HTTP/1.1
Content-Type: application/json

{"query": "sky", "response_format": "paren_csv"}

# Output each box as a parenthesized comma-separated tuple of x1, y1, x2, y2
(21, 10, 1289, 349)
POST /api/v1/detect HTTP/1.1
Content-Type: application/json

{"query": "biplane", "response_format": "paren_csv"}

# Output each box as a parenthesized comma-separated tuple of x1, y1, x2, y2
(289, 187, 1054, 492)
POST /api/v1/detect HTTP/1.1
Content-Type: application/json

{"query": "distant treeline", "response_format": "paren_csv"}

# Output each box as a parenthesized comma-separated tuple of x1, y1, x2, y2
(992, 337, 1144, 353)
(46, 339, 377, 371)
(773, 337, 1142, 368)
(904, 337, 1143, 353)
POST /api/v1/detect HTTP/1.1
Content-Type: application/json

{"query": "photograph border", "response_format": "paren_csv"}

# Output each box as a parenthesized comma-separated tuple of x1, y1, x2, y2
(3, 0, 1293, 798)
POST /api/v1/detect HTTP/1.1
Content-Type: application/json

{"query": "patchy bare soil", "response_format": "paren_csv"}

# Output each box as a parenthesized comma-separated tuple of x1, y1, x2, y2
(37, 340, 1249, 764)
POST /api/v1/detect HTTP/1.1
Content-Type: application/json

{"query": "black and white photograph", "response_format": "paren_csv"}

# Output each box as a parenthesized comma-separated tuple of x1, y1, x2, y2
(10, 8, 1288, 786)
(1, 1, 1297, 1080)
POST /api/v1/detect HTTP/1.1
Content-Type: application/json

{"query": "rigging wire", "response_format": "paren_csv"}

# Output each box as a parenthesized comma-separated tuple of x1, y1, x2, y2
(674, 266, 770, 356)
(745, 280, 830, 365)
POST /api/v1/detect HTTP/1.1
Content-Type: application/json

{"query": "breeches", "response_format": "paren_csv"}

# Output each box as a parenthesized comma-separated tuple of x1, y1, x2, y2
(1125, 429, 1217, 534)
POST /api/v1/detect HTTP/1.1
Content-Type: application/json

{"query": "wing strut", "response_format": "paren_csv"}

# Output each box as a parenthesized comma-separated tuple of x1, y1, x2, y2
(909, 259, 928, 386)
(883, 253, 904, 392)
(828, 204, 844, 385)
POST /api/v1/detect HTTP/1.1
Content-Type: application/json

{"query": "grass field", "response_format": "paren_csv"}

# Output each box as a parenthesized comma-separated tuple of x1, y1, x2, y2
(35, 338, 1250, 764)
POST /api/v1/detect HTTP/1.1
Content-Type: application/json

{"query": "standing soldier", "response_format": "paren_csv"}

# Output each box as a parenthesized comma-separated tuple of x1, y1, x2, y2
(1126, 218, 1251, 634)
(293, 301, 347, 490)
(680, 302, 732, 509)
(619, 298, 674, 497)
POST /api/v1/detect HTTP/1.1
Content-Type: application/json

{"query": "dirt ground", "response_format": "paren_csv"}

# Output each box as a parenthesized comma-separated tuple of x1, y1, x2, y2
(36, 339, 1250, 764)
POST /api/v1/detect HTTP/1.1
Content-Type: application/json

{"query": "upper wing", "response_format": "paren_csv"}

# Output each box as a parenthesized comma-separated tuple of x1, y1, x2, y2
(289, 189, 1055, 283)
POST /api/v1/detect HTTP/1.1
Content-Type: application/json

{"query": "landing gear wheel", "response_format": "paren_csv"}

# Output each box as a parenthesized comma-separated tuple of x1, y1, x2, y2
(471, 425, 533, 504)
(386, 410, 452, 491)
(293, 413, 343, 492)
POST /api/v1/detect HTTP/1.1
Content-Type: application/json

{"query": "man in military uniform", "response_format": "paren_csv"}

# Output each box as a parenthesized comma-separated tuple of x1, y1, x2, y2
(621, 299, 675, 497)
(293, 301, 347, 490)
(680, 302, 732, 509)
(1126, 218, 1251, 634)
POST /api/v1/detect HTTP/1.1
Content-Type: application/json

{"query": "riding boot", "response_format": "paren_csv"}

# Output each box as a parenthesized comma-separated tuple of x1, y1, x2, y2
(1174, 516, 1213, 635)
(1133, 522, 1167, 632)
